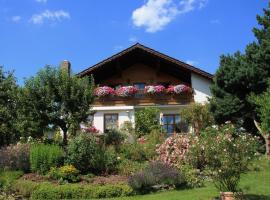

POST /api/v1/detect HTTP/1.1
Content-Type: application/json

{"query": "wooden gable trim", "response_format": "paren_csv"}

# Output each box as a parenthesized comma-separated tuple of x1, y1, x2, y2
(78, 43, 214, 80)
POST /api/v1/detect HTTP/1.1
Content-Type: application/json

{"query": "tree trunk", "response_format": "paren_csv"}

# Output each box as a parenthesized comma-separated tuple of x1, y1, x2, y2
(62, 129, 68, 146)
(253, 119, 270, 155)
(264, 134, 270, 155)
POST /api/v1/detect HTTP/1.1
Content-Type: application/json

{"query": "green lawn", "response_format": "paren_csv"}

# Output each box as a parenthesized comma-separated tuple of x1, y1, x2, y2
(107, 156, 270, 200)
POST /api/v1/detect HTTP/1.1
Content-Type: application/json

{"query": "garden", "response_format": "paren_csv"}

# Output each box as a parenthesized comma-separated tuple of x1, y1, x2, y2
(1, 3, 270, 200)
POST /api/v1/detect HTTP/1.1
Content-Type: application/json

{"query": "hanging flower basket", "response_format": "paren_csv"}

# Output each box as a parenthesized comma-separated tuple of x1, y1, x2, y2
(144, 85, 166, 95)
(94, 86, 115, 97)
(115, 86, 138, 97)
(167, 84, 192, 95)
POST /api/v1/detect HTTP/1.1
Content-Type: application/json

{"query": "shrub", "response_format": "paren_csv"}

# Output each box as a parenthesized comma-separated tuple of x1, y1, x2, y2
(0, 170, 23, 191)
(31, 183, 133, 199)
(120, 143, 147, 162)
(30, 144, 64, 174)
(135, 108, 160, 137)
(104, 129, 126, 147)
(128, 161, 185, 193)
(48, 165, 80, 183)
(143, 129, 165, 160)
(117, 159, 147, 176)
(188, 123, 260, 192)
(12, 180, 46, 198)
(0, 144, 30, 172)
(66, 134, 101, 174)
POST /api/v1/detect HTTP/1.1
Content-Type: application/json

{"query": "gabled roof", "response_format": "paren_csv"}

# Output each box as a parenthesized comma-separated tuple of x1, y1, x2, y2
(78, 43, 213, 80)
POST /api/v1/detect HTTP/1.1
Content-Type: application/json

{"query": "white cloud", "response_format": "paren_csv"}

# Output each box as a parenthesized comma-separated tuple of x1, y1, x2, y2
(186, 60, 198, 66)
(29, 10, 70, 25)
(129, 36, 138, 43)
(132, 0, 208, 33)
(35, 0, 47, 3)
(11, 15, 21, 22)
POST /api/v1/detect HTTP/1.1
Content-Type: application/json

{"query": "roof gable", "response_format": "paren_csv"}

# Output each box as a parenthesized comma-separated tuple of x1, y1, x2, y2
(78, 43, 213, 80)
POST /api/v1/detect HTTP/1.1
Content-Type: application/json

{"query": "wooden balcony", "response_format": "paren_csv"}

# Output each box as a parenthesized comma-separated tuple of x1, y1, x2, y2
(93, 90, 194, 106)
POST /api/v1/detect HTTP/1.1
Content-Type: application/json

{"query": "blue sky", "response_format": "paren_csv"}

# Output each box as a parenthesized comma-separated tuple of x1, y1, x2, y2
(0, 0, 268, 84)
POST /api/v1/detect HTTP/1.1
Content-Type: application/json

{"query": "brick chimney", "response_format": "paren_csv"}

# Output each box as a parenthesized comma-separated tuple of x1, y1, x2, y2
(60, 60, 71, 76)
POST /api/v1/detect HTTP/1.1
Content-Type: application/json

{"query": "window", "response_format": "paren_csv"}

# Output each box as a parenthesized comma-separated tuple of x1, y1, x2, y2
(104, 113, 118, 131)
(134, 83, 146, 90)
(162, 114, 189, 135)
(87, 115, 94, 126)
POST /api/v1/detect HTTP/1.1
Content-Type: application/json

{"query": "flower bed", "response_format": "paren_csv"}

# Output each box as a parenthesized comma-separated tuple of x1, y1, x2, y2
(115, 86, 138, 97)
(94, 86, 115, 97)
(144, 85, 166, 95)
(167, 84, 192, 94)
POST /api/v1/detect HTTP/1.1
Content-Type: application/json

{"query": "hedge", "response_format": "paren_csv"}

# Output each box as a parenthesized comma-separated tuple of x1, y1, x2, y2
(12, 180, 134, 199)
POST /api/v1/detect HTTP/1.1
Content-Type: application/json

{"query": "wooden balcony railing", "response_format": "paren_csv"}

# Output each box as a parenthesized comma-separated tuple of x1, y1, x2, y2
(93, 89, 193, 106)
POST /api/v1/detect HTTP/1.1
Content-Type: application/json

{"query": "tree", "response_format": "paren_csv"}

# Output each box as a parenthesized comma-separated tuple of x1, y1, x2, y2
(210, 4, 270, 133)
(0, 67, 18, 147)
(180, 103, 214, 135)
(18, 66, 94, 145)
(251, 82, 270, 154)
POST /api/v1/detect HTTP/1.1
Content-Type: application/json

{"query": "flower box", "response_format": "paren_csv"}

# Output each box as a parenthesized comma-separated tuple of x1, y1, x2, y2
(94, 86, 115, 97)
(167, 84, 192, 95)
(115, 86, 138, 97)
(144, 85, 166, 95)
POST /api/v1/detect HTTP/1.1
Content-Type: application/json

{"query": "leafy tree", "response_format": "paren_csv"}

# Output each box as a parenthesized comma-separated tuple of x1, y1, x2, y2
(18, 66, 94, 145)
(251, 82, 270, 154)
(135, 107, 160, 137)
(180, 103, 214, 135)
(0, 67, 18, 147)
(210, 4, 270, 133)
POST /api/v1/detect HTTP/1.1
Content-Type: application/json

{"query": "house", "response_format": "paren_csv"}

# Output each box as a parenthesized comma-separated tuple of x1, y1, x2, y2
(77, 43, 213, 134)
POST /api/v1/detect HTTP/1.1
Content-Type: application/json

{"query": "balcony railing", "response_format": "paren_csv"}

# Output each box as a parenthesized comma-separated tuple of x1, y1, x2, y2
(94, 89, 193, 106)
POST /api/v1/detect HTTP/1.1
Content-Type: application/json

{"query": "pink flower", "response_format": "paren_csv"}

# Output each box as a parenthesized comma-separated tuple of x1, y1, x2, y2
(94, 86, 115, 97)
(144, 85, 166, 95)
(115, 86, 138, 97)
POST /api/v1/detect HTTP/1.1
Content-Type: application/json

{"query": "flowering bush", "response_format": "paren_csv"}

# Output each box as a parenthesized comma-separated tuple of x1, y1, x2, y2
(82, 126, 100, 134)
(94, 86, 114, 97)
(144, 85, 165, 95)
(48, 165, 80, 183)
(115, 86, 138, 97)
(167, 84, 191, 94)
(128, 161, 185, 193)
(156, 134, 191, 168)
(187, 124, 260, 192)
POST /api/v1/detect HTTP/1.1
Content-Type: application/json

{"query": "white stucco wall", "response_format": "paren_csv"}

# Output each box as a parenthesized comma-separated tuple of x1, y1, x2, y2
(92, 106, 135, 132)
(191, 73, 212, 103)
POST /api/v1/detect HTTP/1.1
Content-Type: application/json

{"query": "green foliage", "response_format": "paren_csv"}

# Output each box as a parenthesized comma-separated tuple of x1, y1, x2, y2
(0, 144, 30, 172)
(180, 103, 214, 135)
(120, 143, 147, 162)
(66, 134, 119, 174)
(128, 161, 186, 193)
(117, 159, 147, 176)
(17, 66, 94, 144)
(0, 170, 23, 191)
(66, 133, 101, 174)
(30, 144, 64, 174)
(48, 165, 80, 183)
(143, 129, 165, 160)
(0, 67, 18, 147)
(188, 124, 260, 192)
(252, 82, 270, 134)
(12, 180, 46, 198)
(31, 183, 133, 199)
(210, 5, 270, 133)
(135, 108, 160, 137)
(104, 129, 126, 147)
(180, 165, 204, 188)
